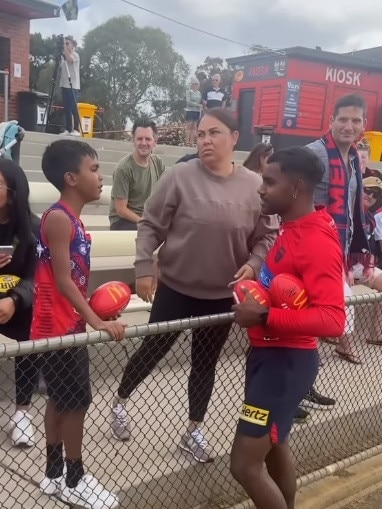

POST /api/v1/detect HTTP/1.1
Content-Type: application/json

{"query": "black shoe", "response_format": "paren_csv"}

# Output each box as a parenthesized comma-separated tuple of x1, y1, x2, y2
(293, 406, 310, 424)
(302, 387, 335, 410)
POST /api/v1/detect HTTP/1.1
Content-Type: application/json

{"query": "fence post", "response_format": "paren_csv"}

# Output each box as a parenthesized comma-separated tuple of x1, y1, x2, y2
(0, 70, 9, 122)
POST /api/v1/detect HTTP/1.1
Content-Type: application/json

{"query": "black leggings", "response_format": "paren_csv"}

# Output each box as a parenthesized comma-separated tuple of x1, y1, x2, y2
(1, 312, 41, 407)
(118, 282, 233, 422)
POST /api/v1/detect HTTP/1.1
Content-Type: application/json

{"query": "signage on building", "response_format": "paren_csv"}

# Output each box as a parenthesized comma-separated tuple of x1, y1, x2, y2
(282, 80, 301, 129)
(325, 67, 361, 87)
(233, 58, 288, 82)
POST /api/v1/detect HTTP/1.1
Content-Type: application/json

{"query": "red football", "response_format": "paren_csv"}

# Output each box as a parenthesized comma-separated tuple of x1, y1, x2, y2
(89, 281, 131, 320)
(269, 274, 309, 310)
(233, 279, 271, 306)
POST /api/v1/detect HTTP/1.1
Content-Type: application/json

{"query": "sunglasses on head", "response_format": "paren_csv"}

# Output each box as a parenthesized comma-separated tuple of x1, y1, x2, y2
(363, 187, 378, 197)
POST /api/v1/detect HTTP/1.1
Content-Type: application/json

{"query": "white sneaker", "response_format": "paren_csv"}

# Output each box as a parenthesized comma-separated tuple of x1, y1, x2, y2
(70, 130, 81, 137)
(59, 474, 119, 509)
(179, 428, 215, 463)
(111, 403, 131, 441)
(40, 475, 65, 495)
(10, 410, 35, 447)
(59, 130, 71, 136)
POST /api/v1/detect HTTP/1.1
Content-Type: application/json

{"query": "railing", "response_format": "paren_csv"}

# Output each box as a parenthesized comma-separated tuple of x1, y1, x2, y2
(0, 69, 9, 122)
(0, 293, 381, 508)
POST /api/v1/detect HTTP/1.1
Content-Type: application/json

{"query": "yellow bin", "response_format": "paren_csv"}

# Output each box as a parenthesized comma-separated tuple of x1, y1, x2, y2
(364, 131, 382, 162)
(77, 103, 97, 138)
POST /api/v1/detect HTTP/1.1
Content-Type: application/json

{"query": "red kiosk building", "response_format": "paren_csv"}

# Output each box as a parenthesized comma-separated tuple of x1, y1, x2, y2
(227, 46, 382, 151)
(0, 0, 58, 121)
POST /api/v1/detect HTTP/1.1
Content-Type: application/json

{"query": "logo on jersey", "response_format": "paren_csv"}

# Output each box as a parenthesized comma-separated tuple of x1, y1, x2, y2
(240, 404, 269, 426)
(274, 246, 286, 263)
(258, 263, 274, 290)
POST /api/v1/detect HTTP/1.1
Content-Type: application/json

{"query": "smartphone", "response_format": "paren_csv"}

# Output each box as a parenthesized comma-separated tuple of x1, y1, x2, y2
(0, 245, 14, 257)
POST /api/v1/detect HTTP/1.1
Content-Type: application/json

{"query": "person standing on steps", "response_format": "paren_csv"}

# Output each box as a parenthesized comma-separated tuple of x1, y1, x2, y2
(110, 108, 278, 464)
(298, 94, 370, 421)
(59, 36, 81, 137)
(202, 74, 228, 111)
(185, 77, 202, 146)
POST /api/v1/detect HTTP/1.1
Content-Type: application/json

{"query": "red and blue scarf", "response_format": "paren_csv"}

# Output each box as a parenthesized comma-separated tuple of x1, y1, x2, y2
(322, 131, 369, 267)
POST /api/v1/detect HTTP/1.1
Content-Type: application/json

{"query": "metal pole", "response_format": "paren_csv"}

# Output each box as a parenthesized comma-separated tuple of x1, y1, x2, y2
(0, 70, 9, 121)
(4, 70, 9, 121)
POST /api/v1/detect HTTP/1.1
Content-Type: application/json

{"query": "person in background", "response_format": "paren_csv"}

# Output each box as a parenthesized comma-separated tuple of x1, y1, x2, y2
(59, 36, 81, 137)
(299, 93, 370, 415)
(357, 141, 379, 178)
(110, 108, 278, 464)
(31, 140, 124, 508)
(202, 74, 228, 110)
(243, 143, 274, 174)
(352, 176, 382, 345)
(0, 159, 40, 448)
(109, 118, 165, 231)
(231, 147, 345, 509)
(185, 78, 202, 147)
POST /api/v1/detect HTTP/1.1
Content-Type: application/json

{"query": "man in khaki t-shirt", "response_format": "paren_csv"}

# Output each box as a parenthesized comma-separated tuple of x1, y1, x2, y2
(109, 119, 165, 230)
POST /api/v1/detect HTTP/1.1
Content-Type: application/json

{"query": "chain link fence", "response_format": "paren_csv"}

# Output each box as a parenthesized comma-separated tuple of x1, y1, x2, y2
(0, 293, 381, 508)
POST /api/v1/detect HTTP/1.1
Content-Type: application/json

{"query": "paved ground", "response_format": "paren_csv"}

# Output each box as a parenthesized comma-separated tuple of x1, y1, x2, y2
(342, 489, 382, 508)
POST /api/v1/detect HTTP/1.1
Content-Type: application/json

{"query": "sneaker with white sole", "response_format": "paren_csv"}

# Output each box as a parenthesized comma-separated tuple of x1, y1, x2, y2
(301, 387, 336, 410)
(40, 475, 65, 495)
(59, 130, 71, 136)
(179, 428, 215, 463)
(70, 130, 81, 137)
(59, 474, 119, 509)
(10, 410, 35, 447)
(111, 403, 131, 441)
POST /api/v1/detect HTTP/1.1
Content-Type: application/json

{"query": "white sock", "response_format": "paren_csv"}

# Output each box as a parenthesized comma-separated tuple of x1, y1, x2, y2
(113, 397, 126, 407)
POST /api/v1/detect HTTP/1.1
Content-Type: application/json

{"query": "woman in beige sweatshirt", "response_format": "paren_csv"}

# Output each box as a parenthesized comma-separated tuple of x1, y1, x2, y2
(111, 108, 279, 463)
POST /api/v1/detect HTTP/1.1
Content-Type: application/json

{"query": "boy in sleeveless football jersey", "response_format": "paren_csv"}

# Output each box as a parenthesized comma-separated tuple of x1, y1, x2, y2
(231, 147, 345, 509)
(30, 140, 125, 509)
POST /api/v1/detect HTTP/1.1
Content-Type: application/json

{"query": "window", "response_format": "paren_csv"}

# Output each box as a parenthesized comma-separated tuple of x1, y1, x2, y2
(0, 37, 10, 96)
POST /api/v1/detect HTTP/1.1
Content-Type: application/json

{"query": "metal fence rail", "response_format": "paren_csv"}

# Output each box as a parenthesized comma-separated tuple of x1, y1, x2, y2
(0, 293, 381, 508)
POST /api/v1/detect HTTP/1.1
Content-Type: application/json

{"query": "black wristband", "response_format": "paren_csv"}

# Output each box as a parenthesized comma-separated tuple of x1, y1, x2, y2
(260, 310, 269, 326)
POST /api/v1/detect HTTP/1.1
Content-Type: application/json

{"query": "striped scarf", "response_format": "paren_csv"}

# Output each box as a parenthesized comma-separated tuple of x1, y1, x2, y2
(322, 131, 370, 268)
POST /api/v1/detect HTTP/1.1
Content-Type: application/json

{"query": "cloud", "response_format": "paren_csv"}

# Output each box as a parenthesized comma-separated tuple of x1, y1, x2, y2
(30, 0, 382, 73)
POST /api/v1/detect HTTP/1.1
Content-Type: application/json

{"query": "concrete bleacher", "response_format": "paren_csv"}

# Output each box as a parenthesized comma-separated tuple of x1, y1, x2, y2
(1, 131, 379, 508)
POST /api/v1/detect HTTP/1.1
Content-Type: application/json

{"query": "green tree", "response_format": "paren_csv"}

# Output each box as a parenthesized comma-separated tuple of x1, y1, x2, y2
(195, 57, 234, 105)
(80, 16, 190, 128)
(29, 33, 64, 90)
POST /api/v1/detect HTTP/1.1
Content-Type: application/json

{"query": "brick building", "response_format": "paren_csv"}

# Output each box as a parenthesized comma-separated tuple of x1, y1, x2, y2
(0, 0, 58, 121)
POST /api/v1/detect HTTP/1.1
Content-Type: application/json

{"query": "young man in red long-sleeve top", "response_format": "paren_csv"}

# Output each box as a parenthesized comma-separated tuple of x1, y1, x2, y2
(230, 146, 345, 509)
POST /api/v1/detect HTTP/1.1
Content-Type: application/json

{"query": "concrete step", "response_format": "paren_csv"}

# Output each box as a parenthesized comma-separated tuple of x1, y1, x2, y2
(21, 143, 245, 165)
(22, 131, 249, 158)
(23, 131, 250, 159)
(20, 153, 200, 173)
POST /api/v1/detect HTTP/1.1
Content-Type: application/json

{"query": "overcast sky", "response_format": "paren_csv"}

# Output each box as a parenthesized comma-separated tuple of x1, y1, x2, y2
(31, 0, 382, 72)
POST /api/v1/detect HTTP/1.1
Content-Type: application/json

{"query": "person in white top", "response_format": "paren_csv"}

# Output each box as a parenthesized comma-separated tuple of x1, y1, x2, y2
(59, 36, 81, 137)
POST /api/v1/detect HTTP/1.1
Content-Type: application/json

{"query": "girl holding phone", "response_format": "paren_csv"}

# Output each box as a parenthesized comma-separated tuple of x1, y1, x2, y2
(0, 159, 40, 447)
